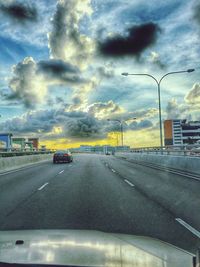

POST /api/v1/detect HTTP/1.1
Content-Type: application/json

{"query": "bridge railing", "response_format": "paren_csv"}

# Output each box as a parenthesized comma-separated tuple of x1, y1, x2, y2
(129, 144, 200, 157)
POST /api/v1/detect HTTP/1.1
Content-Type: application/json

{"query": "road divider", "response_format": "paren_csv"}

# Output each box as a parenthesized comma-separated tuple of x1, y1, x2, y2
(0, 154, 53, 173)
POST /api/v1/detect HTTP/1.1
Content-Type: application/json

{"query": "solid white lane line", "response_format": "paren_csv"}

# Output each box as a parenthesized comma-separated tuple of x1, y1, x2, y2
(175, 218, 200, 238)
(59, 170, 64, 174)
(38, 182, 49, 191)
(111, 168, 116, 173)
(124, 179, 134, 187)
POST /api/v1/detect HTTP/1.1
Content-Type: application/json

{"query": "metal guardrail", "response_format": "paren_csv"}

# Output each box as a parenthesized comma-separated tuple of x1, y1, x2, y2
(0, 150, 54, 157)
(129, 144, 200, 157)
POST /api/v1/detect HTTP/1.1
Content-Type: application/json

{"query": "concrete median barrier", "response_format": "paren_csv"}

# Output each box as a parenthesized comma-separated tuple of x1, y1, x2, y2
(0, 154, 53, 173)
(116, 153, 200, 176)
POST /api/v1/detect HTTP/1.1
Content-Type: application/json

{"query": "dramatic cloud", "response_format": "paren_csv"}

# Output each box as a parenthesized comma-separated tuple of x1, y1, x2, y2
(0, 108, 106, 140)
(8, 57, 46, 108)
(87, 100, 124, 119)
(0, 1, 37, 23)
(8, 57, 84, 107)
(37, 59, 84, 84)
(98, 22, 160, 58)
(64, 115, 103, 138)
(0, 105, 156, 141)
(69, 76, 100, 111)
(185, 83, 200, 104)
(105, 118, 153, 133)
(48, 0, 95, 69)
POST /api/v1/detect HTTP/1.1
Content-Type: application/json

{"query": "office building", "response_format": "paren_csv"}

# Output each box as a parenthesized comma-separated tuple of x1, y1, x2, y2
(164, 119, 200, 146)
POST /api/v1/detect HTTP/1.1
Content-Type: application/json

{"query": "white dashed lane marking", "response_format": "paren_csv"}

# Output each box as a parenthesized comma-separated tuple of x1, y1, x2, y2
(124, 179, 134, 187)
(175, 218, 200, 238)
(38, 182, 49, 191)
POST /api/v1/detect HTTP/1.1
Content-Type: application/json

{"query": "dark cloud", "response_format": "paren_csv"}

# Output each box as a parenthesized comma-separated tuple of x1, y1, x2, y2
(8, 57, 85, 108)
(0, 105, 155, 140)
(0, 108, 106, 140)
(38, 59, 80, 75)
(65, 115, 103, 138)
(0, 1, 38, 23)
(105, 119, 153, 132)
(37, 59, 84, 84)
(98, 22, 161, 58)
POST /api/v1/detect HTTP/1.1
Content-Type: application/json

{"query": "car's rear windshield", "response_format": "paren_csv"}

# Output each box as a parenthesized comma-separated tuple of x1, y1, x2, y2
(55, 150, 69, 153)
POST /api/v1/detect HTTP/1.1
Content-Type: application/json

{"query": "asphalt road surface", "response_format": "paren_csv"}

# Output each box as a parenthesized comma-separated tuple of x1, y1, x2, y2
(0, 153, 200, 254)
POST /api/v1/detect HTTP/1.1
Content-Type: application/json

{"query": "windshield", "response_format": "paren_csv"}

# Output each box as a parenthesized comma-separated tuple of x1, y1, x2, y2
(0, 0, 200, 265)
(55, 150, 70, 153)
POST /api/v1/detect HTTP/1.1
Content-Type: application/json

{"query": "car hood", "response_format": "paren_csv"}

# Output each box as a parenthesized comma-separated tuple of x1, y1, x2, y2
(0, 229, 194, 267)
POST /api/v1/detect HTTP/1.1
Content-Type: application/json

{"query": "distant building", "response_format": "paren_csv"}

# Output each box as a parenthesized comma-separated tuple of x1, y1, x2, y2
(0, 133, 13, 151)
(28, 138, 39, 150)
(164, 119, 200, 146)
(25, 141, 33, 151)
(79, 145, 94, 153)
(115, 146, 130, 152)
(70, 145, 130, 153)
(12, 137, 26, 151)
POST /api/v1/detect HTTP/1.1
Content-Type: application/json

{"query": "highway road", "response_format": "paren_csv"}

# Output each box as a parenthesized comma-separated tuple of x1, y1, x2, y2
(0, 153, 200, 254)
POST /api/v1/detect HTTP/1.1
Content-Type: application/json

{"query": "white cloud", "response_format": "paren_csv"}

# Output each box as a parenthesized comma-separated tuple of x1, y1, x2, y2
(9, 57, 47, 108)
(185, 83, 200, 104)
(8, 57, 84, 107)
(87, 100, 124, 119)
(48, 0, 95, 70)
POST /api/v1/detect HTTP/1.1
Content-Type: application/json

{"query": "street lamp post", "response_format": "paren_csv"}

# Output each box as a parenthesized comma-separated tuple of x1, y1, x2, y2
(122, 69, 195, 148)
(120, 121, 123, 147)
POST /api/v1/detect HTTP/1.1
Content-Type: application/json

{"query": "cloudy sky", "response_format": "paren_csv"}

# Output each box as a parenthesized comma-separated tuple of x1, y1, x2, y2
(0, 0, 199, 148)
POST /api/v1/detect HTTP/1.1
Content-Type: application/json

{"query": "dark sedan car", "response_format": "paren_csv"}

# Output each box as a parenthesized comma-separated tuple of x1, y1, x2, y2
(53, 150, 73, 164)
